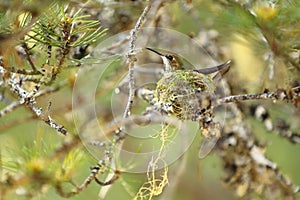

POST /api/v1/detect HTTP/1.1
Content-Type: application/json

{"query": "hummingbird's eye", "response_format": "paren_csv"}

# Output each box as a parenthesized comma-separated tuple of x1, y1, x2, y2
(166, 55, 174, 61)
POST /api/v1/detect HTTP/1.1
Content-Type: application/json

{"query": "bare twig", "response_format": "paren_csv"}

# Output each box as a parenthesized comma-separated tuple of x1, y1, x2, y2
(123, 4, 151, 118)
(55, 162, 121, 197)
(0, 81, 64, 118)
(94, 170, 121, 186)
(55, 160, 105, 198)
(0, 101, 21, 117)
(250, 105, 300, 144)
(216, 87, 300, 105)
(21, 42, 37, 71)
(273, 124, 300, 144)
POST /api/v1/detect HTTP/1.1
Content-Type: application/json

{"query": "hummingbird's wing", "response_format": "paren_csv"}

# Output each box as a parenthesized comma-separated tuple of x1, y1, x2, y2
(198, 121, 221, 159)
(194, 60, 231, 79)
(198, 137, 218, 159)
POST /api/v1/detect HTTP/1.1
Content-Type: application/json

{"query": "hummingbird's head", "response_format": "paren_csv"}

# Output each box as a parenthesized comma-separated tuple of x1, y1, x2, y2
(146, 47, 181, 72)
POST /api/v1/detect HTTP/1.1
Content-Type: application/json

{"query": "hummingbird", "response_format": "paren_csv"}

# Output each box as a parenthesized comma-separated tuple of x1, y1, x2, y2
(145, 47, 231, 159)
(144, 47, 231, 120)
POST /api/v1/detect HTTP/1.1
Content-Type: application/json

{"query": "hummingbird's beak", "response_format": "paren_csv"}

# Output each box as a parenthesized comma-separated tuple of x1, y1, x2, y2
(146, 47, 165, 56)
(146, 47, 173, 72)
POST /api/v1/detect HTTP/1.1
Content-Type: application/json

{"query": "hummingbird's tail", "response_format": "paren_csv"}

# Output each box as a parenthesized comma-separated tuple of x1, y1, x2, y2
(194, 60, 231, 76)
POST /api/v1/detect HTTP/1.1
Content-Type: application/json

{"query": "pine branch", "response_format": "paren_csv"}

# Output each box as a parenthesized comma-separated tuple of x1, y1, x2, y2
(0, 66, 68, 135)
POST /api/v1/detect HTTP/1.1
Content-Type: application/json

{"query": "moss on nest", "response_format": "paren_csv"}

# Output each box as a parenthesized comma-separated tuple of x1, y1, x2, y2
(155, 70, 215, 120)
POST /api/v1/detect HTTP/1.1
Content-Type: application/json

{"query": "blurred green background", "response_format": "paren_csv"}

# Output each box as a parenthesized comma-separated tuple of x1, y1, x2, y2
(1, 0, 300, 199)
